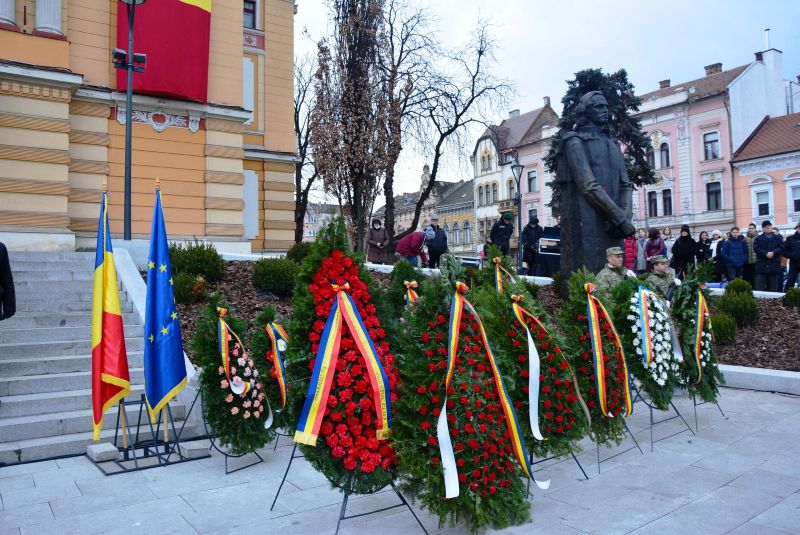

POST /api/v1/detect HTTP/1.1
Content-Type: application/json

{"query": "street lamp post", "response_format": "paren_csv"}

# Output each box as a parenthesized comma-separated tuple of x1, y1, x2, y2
(510, 159, 524, 273)
(113, 0, 147, 240)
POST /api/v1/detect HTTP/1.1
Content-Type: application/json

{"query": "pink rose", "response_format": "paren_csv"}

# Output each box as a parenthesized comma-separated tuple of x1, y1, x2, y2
(243, 411, 251, 419)
(233, 347, 239, 357)
(253, 370, 259, 377)
(248, 359, 254, 367)
(258, 393, 265, 401)
(231, 367, 237, 375)
(256, 382, 263, 390)
(231, 407, 240, 415)
(254, 400, 261, 408)
(244, 368, 252, 377)
(218, 366, 225, 374)
(225, 394, 234, 403)
(254, 411, 261, 418)
(237, 357, 246, 367)
(243, 400, 252, 408)
(220, 379, 229, 389)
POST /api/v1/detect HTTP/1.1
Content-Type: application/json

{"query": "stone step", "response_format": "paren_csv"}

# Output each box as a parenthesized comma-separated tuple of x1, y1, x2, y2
(0, 368, 146, 396)
(0, 385, 146, 418)
(0, 312, 140, 329)
(0, 337, 144, 359)
(8, 260, 96, 272)
(14, 289, 128, 304)
(14, 279, 119, 295)
(0, 419, 201, 465)
(0, 352, 144, 376)
(14, 300, 135, 313)
(0, 323, 142, 344)
(0, 402, 187, 443)
(8, 251, 96, 262)
(12, 270, 96, 282)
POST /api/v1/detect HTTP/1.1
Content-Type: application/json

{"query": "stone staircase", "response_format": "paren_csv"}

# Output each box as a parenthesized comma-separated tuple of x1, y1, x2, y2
(0, 251, 194, 465)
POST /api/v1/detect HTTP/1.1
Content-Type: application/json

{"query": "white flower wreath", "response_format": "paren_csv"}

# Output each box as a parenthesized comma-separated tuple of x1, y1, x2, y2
(629, 291, 680, 387)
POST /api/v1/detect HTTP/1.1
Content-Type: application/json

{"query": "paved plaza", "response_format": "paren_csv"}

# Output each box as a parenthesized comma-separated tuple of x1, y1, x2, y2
(1, 387, 799, 535)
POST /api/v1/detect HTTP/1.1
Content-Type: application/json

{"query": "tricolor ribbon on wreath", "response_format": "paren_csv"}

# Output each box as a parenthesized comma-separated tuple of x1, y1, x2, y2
(265, 322, 289, 409)
(403, 280, 419, 308)
(636, 286, 656, 366)
(692, 290, 710, 384)
(438, 282, 549, 499)
(510, 295, 591, 433)
(492, 257, 514, 294)
(294, 282, 392, 446)
(583, 283, 633, 418)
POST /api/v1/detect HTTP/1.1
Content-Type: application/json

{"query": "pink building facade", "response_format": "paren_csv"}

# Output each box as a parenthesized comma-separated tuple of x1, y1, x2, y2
(633, 49, 790, 235)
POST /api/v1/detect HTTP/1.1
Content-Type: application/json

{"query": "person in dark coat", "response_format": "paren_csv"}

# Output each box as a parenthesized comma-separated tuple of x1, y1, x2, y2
(696, 231, 713, 263)
(395, 230, 429, 267)
(743, 223, 758, 285)
(0, 241, 15, 320)
(520, 217, 543, 275)
(721, 227, 748, 281)
(783, 222, 800, 291)
(644, 228, 665, 272)
(367, 218, 389, 264)
(753, 220, 784, 292)
(488, 213, 514, 256)
(670, 225, 696, 279)
(425, 216, 448, 268)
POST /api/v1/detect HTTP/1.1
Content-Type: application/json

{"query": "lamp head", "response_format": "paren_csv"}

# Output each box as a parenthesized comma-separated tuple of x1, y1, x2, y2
(510, 163, 524, 182)
(120, 0, 147, 5)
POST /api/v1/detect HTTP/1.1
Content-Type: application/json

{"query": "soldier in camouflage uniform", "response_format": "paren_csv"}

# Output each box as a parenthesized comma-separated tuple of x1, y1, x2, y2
(645, 255, 677, 299)
(595, 246, 631, 291)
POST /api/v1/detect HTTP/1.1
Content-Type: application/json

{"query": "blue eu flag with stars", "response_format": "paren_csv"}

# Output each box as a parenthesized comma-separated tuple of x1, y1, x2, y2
(144, 188, 187, 423)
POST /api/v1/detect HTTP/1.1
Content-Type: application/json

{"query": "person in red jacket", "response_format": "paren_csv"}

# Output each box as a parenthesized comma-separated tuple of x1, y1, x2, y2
(644, 228, 665, 272)
(624, 235, 636, 270)
(395, 229, 430, 267)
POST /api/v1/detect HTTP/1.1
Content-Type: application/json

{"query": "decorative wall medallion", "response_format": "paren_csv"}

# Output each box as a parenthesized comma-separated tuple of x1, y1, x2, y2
(115, 106, 202, 133)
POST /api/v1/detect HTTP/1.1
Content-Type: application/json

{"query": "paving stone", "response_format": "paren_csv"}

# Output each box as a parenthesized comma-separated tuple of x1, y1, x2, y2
(178, 440, 211, 459)
(749, 491, 800, 533)
(562, 489, 689, 535)
(1, 481, 80, 508)
(0, 502, 54, 530)
(0, 475, 33, 493)
(727, 521, 796, 535)
(86, 442, 120, 462)
(728, 468, 800, 499)
(19, 507, 133, 535)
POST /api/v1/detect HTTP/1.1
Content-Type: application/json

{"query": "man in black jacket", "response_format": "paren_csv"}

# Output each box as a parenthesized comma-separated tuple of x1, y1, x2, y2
(753, 220, 784, 292)
(488, 213, 514, 256)
(520, 217, 543, 275)
(783, 222, 800, 291)
(0, 241, 15, 320)
(426, 216, 448, 268)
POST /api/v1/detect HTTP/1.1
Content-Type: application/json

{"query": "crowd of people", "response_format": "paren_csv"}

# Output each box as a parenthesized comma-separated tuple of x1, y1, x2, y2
(624, 221, 800, 293)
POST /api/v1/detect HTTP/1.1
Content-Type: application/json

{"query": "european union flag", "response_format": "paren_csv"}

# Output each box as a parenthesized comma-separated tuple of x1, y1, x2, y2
(144, 188, 186, 423)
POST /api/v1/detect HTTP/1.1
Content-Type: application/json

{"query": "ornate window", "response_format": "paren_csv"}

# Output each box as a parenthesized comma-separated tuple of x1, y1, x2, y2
(463, 221, 471, 243)
(786, 172, 800, 215)
(646, 147, 655, 168)
(244, 0, 258, 29)
(478, 186, 484, 207)
(507, 179, 515, 200)
(492, 183, 498, 204)
(749, 175, 774, 221)
(703, 132, 720, 160)
(706, 182, 722, 211)
(443, 223, 449, 239)
(452, 223, 460, 245)
(662, 189, 673, 216)
(647, 191, 658, 217)
(660, 142, 670, 168)
(527, 170, 538, 193)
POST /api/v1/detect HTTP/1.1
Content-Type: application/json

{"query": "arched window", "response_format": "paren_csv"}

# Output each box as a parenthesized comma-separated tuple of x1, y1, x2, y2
(507, 179, 516, 200)
(646, 147, 655, 168)
(452, 223, 460, 245)
(647, 191, 658, 217)
(478, 186, 484, 206)
(660, 142, 670, 168)
(463, 221, 471, 243)
(492, 183, 498, 203)
(443, 223, 449, 239)
(527, 170, 538, 193)
(663, 189, 673, 216)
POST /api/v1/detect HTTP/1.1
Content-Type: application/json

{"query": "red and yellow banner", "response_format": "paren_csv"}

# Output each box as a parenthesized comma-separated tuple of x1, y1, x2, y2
(295, 283, 392, 446)
(692, 291, 709, 384)
(492, 257, 513, 294)
(92, 192, 131, 439)
(265, 322, 289, 408)
(403, 280, 419, 308)
(116, 0, 212, 103)
(584, 283, 632, 418)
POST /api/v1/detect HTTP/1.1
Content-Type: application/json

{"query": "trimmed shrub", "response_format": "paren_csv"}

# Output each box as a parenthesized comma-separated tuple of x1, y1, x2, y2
(169, 239, 225, 282)
(711, 313, 736, 345)
(717, 292, 758, 328)
(524, 280, 540, 298)
(287, 241, 312, 264)
(784, 287, 800, 308)
(725, 278, 753, 296)
(173, 272, 199, 304)
(253, 257, 297, 297)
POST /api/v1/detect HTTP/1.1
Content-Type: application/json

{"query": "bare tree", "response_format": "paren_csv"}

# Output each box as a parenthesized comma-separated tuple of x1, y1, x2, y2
(311, 0, 389, 252)
(294, 55, 320, 243)
(393, 23, 512, 240)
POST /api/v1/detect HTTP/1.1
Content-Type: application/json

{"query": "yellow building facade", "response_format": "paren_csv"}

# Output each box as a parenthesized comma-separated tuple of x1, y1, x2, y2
(0, 0, 296, 252)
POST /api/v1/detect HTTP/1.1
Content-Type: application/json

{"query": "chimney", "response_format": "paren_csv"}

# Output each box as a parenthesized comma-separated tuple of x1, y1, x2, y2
(755, 51, 763, 62)
(659, 79, 670, 89)
(704, 63, 723, 76)
(543, 96, 550, 107)
(509, 109, 520, 118)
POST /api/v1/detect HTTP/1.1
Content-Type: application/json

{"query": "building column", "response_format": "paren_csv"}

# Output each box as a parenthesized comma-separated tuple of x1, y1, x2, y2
(0, 0, 15, 26)
(262, 160, 295, 251)
(35, 0, 63, 34)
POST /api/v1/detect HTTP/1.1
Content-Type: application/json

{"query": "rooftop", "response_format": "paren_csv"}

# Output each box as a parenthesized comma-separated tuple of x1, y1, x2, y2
(639, 64, 749, 102)
(732, 112, 800, 162)
(437, 179, 474, 208)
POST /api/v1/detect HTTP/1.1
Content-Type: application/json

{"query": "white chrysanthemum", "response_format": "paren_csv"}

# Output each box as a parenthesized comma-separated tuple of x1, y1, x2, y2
(627, 314, 636, 321)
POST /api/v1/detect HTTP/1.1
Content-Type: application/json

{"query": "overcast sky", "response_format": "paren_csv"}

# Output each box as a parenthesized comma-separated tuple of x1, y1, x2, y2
(295, 0, 800, 201)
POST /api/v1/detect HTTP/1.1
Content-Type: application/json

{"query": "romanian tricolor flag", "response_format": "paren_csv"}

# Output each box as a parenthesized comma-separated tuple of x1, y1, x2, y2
(92, 192, 131, 440)
(116, 0, 212, 103)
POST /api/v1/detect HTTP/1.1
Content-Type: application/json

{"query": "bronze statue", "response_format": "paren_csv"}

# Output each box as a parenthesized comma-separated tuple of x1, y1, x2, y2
(556, 91, 636, 283)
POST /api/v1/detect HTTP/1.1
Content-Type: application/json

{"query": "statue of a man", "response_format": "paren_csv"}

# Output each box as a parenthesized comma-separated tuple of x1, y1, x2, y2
(556, 91, 636, 281)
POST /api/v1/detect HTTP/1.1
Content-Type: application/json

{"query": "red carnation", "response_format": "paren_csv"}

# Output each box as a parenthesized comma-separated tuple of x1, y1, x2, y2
(332, 446, 345, 459)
